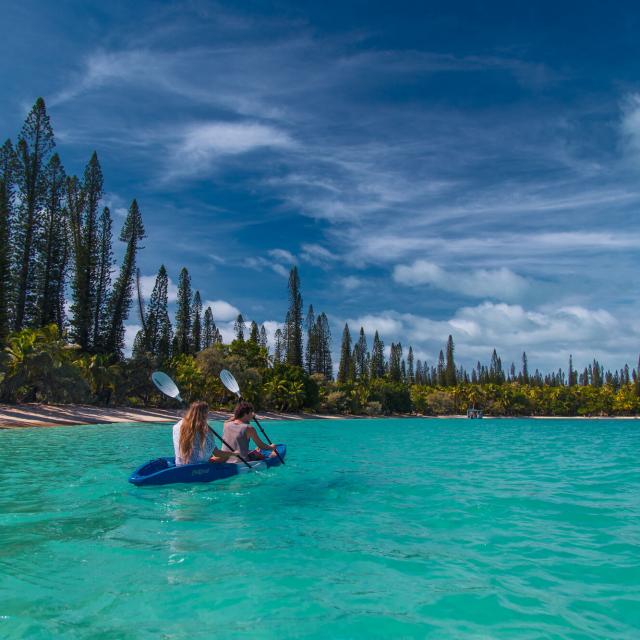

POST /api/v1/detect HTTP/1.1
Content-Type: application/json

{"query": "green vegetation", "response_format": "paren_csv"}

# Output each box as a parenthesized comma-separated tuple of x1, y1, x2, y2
(1, 98, 639, 416)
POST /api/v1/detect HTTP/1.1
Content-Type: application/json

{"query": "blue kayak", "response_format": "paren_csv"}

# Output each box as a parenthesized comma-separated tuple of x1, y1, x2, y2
(128, 445, 286, 486)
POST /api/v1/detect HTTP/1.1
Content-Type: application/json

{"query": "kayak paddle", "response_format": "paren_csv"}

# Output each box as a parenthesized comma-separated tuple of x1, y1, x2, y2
(219, 369, 285, 465)
(150, 370, 255, 471)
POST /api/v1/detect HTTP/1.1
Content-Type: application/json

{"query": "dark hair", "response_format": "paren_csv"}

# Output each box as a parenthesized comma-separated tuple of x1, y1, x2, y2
(234, 401, 254, 420)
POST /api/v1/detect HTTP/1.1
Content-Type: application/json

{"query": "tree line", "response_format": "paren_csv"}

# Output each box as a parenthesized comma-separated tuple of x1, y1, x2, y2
(1, 98, 639, 416)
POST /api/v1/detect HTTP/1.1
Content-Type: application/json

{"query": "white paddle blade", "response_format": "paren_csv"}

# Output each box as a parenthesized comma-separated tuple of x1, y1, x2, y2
(151, 371, 180, 398)
(220, 369, 240, 394)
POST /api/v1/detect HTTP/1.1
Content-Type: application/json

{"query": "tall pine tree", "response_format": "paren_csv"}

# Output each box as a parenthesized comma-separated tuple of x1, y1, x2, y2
(0, 139, 16, 340)
(259, 324, 269, 351)
(285, 266, 303, 366)
(144, 264, 172, 359)
(353, 327, 368, 381)
(445, 335, 457, 386)
(337, 323, 353, 383)
(304, 304, 316, 373)
(69, 152, 103, 350)
(203, 307, 215, 349)
(104, 200, 145, 358)
(316, 313, 333, 379)
(234, 314, 245, 342)
(370, 331, 385, 379)
(407, 346, 415, 384)
(13, 97, 55, 329)
(274, 328, 284, 364)
(249, 320, 260, 345)
(191, 290, 202, 353)
(93, 207, 113, 350)
(174, 267, 192, 355)
(36, 153, 67, 328)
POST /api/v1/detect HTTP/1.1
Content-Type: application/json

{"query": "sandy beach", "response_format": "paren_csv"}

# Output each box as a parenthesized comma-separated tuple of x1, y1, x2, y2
(0, 404, 347, 428)
(1, 404, 638, 428)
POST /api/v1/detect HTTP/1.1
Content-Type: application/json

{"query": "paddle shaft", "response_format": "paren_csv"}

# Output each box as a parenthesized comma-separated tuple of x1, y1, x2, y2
(236, 392, 285, 465)
(206, 425, 255, 471)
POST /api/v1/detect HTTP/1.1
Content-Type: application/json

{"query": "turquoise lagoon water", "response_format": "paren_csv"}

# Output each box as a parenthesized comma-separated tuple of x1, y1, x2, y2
(1, 418, 639, 639)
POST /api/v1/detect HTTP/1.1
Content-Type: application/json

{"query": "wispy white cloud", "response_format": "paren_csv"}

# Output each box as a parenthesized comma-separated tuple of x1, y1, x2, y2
(340, 275, 365, 291)
(268, 248, 296, 263)
(299, 243, 336, 267)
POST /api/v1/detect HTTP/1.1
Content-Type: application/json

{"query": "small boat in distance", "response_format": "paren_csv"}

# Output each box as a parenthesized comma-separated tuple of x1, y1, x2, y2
(467, 407, 483, 419)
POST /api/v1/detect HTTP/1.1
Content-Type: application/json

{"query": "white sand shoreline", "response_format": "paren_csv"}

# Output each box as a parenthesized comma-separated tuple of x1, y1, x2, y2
(0, 403, 638, 428)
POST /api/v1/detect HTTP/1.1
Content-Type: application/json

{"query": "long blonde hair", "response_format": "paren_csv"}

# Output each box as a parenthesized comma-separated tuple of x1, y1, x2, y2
(179, 401, 210, 462)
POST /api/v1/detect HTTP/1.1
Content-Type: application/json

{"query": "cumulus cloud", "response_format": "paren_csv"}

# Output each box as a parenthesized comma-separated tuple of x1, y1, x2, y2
(392, 260, 529, 300)
(202, 299, 240, 322)
(344, 302, 637, 371)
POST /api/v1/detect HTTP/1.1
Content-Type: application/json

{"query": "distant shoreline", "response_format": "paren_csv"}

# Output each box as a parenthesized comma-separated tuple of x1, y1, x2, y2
(0, 403, 638, 428)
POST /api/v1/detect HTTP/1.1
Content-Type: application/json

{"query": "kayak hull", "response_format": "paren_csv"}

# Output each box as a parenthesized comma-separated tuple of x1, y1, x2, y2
(128, 444, 286, 486)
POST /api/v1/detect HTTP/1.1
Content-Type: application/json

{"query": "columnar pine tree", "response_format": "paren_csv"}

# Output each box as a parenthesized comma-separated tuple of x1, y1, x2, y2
(104, 200, 145, 358)
(337, 323, 353, 383)
(259, 324, 269, 351)
(285, 266, 303, 366)
(354, 327, 368, 381)
(191, 291, 202, 353)
(389, 343, 403, 382)
(521, 352, 529, 383)
(144, 264, 172, 358)
(37, 153, 67, 328)
(0, 139, 16, 340)
(437, 350, 446, 385)
(407, 346, 415, 384)
(69, 152, 103, 350)
(274, 328, 284, 364)
(304, 304, 316, 373)
(13, 97, 55, 330)
(93, 207, 113, 350)
(174, 267, 192, 355)
(234, 314, 245, 342)
(445, 335, 456, 386)
(370, 331, 385, 379)
(203, 307, 214, 349)
(316, 313, 332, 378)
(489, 349, 504, 383)
(415, 359, 423, 384)
(249, 320, 260, 345)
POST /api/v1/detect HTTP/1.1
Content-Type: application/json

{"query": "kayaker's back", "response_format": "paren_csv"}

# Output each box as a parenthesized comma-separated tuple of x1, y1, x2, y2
(221, 421, 250, 463)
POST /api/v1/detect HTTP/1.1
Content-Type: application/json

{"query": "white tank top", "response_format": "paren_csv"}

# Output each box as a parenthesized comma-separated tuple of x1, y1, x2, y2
(172, 420, 215, 466)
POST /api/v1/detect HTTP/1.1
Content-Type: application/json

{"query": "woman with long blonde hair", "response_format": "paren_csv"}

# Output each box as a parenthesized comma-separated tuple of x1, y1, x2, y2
(172, 401, 237, 466)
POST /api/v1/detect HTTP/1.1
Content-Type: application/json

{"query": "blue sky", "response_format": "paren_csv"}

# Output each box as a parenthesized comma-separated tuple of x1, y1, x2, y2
(2, 0, 640, 372)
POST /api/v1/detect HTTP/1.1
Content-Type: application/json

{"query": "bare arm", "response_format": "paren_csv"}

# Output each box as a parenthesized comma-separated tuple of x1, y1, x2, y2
(247, 425, 275, 451)
(209, 447, 239, 463)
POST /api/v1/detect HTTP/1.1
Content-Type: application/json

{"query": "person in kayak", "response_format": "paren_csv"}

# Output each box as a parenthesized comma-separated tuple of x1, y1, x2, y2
(222, 401, 278, 463)
(173, 401, 239, 466)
